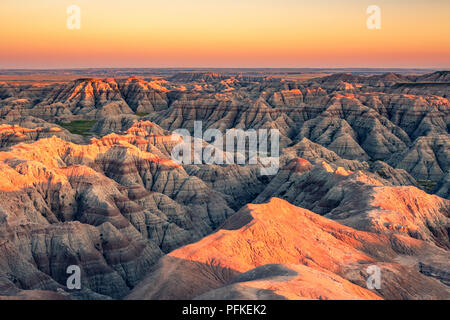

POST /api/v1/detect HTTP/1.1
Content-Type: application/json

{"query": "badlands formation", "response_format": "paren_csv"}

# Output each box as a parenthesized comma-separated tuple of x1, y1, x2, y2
(0, 71, 448, 300)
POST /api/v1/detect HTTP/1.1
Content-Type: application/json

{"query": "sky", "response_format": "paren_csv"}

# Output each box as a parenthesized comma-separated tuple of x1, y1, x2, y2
(1, 0, 449, 69)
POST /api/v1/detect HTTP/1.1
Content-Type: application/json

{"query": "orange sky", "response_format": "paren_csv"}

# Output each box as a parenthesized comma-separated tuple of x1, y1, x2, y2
(1, 0, 449, 68)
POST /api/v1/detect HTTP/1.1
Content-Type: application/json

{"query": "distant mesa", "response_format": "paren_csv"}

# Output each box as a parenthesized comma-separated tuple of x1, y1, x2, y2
(169, 72, 228, 82)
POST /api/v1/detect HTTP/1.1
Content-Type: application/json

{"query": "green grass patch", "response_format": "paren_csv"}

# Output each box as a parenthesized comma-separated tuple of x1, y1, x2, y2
(136, 112, 149, 117)
(59, 120, 97, 136)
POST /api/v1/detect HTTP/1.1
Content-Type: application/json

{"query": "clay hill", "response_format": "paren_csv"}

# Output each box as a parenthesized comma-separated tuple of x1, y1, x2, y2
(127, 198, 448, 300)
(0, 71, 448, 300)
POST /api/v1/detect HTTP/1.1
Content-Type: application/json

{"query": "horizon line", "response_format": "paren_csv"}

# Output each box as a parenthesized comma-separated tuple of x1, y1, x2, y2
(0, 67, 448, 71)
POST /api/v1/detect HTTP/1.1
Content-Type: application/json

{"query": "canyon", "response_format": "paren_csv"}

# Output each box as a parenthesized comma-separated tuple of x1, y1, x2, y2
(0, 70, 448, 300)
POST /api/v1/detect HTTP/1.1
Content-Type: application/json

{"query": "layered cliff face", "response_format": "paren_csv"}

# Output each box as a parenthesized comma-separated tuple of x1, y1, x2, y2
(0, 134, 234, 299)
(117, 77, 169, 113)
(254, 160, 449, 247)
(388, 134, 449, 181)
(0, 116, 85, 149)
(0, 71, 449, 300)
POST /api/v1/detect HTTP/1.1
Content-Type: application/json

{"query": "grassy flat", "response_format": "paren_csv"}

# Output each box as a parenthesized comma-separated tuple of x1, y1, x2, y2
(59, 120, 97, 136)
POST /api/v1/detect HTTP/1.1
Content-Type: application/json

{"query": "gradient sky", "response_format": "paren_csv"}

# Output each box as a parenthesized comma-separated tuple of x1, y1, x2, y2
(1, 0, 449, 68)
